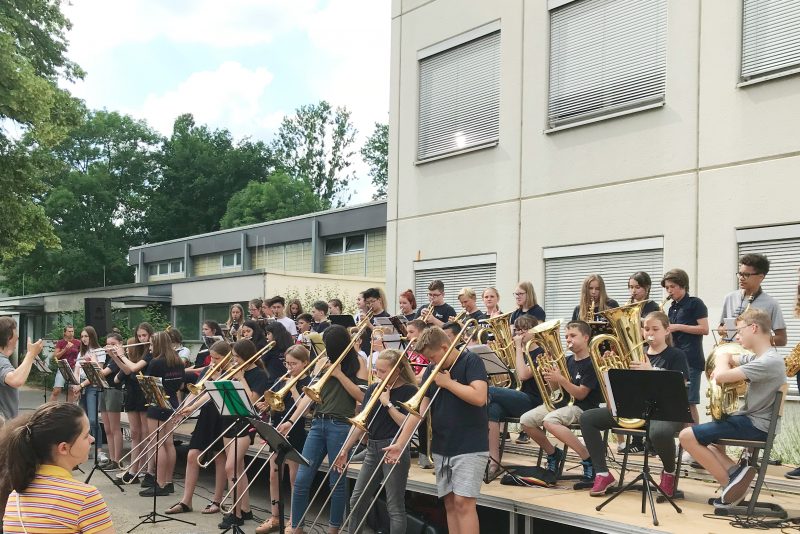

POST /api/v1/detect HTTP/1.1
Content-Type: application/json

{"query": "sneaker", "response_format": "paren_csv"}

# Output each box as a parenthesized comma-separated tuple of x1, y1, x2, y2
(546, 448, 564, 473)
(418, 455, 433, 470)
(711, 497, 732, 509)
(581, 459, 594, 480)
(114, 472, 139, 486)
(218, 513, 244, 529)
(590, 473, 616, 496)
(241, 510, 253, 521)
(140, 472, 155, 488)
(658, 471, 676, 497)
(785, 466, 800, 479)
(616, 444, 625, 453)
(515, 432, 530, 444)
(681, 450, 694, 465)
(97, 452, 110, 467)
(139, 484, 170, 497)
(722, 465, 756, 505)
(164, 482, 175, 494)
(620, 443, 646, 456)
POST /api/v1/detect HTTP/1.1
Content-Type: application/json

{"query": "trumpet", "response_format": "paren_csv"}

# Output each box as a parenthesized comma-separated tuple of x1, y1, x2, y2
(420, 302, 434, 322)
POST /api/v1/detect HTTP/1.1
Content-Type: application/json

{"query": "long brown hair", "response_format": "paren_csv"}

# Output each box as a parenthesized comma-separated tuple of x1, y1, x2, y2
(377, 349, 417, 387)
(128, 322, 155, 363)
(151, 331, 182, 368)
(232, 339, 265, 369)
(78, 325, 101, 356)
(578, 274, 611, 320)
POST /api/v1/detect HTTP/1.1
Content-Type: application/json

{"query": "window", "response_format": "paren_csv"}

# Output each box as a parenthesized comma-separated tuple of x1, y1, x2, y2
(147, 260, 184, 277)
(741, 0, 800, 84)
(417, 23, 501, 162)
(547, 0, 667, 130)
(221, 252, 241, 268)
(174, 306, 201, 340)
(324, 238, 344, 255)
(345, 234, 365, 252)
(170, 260, 184, 273)
(325, 234, 365, 255)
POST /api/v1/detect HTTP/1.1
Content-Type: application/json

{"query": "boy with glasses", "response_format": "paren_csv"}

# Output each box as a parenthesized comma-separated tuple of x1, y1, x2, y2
(416, 280, 457, 328)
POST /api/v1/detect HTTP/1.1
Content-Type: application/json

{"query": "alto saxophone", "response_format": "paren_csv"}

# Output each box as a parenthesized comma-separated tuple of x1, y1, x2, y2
(585, 298, 595, 322)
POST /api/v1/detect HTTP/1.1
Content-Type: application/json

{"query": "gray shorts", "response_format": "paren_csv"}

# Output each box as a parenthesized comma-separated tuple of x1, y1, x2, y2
(103, 389, 124, 413)
(53, 372, 66, 389)
(520, 403, 583, 429)
(432, 452, 487, 498)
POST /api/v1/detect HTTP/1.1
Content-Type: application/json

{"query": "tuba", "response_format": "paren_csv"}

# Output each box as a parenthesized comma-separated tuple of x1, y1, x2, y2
(527, 320, 573, 411)
(588, 301, 648, 429)
(483, 312, 516, 389)
(705, 342, 750, 421)
(786, 342, 800, 377)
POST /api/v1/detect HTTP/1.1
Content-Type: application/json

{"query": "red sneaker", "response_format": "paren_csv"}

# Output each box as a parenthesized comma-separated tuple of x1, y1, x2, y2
(590, 473, 616, 496)
(659, 471, 676, 497)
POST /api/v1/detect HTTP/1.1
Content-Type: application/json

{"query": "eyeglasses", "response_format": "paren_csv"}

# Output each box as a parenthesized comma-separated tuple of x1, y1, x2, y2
(736, 271, 761, 279)
(428, 292, 442, 298)
(513, 292, 526, 297)
(733, 323, 756, 333)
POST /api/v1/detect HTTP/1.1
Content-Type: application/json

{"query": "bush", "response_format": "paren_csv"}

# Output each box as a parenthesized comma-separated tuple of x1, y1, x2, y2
(285, 285, 360, 315)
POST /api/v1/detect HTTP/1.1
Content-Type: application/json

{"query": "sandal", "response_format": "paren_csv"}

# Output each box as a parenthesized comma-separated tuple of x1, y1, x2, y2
(255, 517, 281, 534)
(165, 502, 192, 515)
(202, 501, 221, 515)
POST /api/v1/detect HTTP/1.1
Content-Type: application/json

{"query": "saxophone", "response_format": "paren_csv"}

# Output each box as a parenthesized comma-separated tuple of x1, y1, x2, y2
(585, 298, 595, 322)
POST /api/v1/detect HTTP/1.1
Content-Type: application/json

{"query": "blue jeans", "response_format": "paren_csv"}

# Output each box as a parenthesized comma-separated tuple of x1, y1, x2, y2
(687, 367, 702, 404)
(291, 418, 351, 529)
(487, 386, 540, 422)
(692, 414, 767, 446)
(80, 386, 103, 444)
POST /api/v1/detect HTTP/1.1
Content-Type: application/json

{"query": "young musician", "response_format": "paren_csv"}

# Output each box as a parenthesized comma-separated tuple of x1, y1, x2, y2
(249, 298, 264, 320)
(240, 320, 269, 351)
(140, 331, 185, 497)
(399, 289, 417, 321)
(718, 253, 786, 346)
(51, 325, 80, 402)
(311, 300, 331, 332)
(167, 340, 231, 516)
(218, 339, 269, 529)
(296, 313, 314, 335)
(572, 274, 619, 322)
(333, 349, 417, 534)
(75, 327, 105, 454)
(288, 299, 304, 322)
(486, 315, 543, 477)
(193, 320, 224, 369)
(263, 322, 293, 387)
(441, 321, 462, 343)
(415, 280, 457, 327)
(98, 333, 125, 470)
(278, 325, 366, 534)
(581, 311, 689, 496)
(482, 287, 502, 318)
(270, 296, 299, 336)
(629, 271, 660, 316)
(510, 281, 546, 324)
(255, 345, 312, 534)
(0, 317, 45, 420)
(328, 298, 344, 317)
(167, 328, 191, 367)
(227, 303, 245, 340)
(404, 319, 433, 467)
(355, 292, 369, 323)
(383, 326, 488, 534)
(458, 287, 486, 321)
(361, 287, 391, 356)
(679, 309, 786, 506)
(519, 321, 603, 478)
(661, 268, 709, 428)
(260, 298, 274, 320)
(0, 402, 114, 534)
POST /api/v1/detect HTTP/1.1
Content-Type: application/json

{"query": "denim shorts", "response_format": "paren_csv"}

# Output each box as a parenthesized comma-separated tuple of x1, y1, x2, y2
(692, 414, 767, 446)
(687, 367, 702, 405)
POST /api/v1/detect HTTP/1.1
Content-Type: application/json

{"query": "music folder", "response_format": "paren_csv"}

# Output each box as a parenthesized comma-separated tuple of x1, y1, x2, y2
(81, 362, 110, 389)
(56, 359, 80, 385)
(470, 344, 509, 376)
(329, 314, 357, 328)
(607, 369, 693, 424)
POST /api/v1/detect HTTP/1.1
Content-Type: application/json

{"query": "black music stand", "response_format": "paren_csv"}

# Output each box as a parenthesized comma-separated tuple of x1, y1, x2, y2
(33, 353, 50, 404)
(330, 314, 356, 328)
(57, 359, 80, 403)
(81, 362, 122, 491)
(249, 419, 309, 534)
(595, 369, 693, 526)
(128, 376, 194, 533)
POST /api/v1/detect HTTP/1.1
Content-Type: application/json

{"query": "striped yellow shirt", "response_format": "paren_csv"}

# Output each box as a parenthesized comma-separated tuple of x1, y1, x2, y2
(2, 464, 112, 533)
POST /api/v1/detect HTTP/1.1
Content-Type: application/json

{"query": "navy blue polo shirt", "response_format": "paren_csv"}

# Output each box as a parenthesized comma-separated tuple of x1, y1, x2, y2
(667, 294, 708, 370)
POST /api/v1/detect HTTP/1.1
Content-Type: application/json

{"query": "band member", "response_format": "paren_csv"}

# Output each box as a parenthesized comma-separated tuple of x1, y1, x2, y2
(51, 324, 80, 402)
(718, 253, 786, 346)
(241, 319, 269, 351)
(399, 289, 417, 321)
(384, 327, 488, 534)
(487, 315, 543, 478)
(98, 333, 125, 470)
(75, 327, 105, 454)
(0, 403, 114, 534)
(140, 331, 185, 497)
(511, 281, 546, 324)
(789, 275, 800, 480)
(333, 349, 417, 534)
(573, 274, 619, 322)
(192, 320, 224, 369)
(227, 303, 245, 340)
(628, 271, 660, 315)
(415, 280, 457, 327)
(361, 287, 391, 356)
(263, 322, 293, 387)
(311, 301, 331, 332)
(404, 319, 433, 467)
(483, 287, 502, 318)
(288, 299, 304, 322)
(270, 296, 299, 337)
(0, 317, 44, 420)
(519, 321, 602, 478)
(249, 298, 264, 320)
(260, 298, 274, 320)
(219, 339, 269, 529)
(581, 311, 689, 496)
(328, 298, 344, 317)
(167, 328, 191, 367)
(278, 325, 366, 534)
(167, 341, 231, 517)
(297, 314, 314, 335)
(679, 309, 785, 506)
(355, 292, 369, 323)
(661, 268, 709, 429)
(255, 345, 312, 534)
(458, 287, 486, 321)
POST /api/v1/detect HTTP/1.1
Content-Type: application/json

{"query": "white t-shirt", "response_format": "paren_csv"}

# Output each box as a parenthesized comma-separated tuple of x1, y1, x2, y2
(277, 316, 298, 336)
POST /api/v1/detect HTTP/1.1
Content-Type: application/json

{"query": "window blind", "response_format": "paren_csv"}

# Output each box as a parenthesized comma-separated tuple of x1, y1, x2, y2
(742, 0, 800, 82)
(414, 263, 497, 312)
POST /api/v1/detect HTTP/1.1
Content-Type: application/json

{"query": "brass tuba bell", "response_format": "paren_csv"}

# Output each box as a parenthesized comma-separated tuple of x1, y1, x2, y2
(705, 342, 749, 421)
(527, 320, 573, 411)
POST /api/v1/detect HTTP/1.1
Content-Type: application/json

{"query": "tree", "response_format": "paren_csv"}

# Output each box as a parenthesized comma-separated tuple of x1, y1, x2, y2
(220, 172, 323, 229)
(362, 123, 388, 200)
(271, 101, 357, 209)
(0, 0, 85, 261)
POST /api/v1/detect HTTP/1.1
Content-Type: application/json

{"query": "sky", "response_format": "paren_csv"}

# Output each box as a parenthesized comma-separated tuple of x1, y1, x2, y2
(60, 0, 391, 204)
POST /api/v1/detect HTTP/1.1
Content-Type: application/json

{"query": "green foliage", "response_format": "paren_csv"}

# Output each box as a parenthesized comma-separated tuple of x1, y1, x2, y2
(139, 304, 171, 333)
(272, 101, 357, 209)
(362, 123, 388, 200)
(220, 172, 323, 229)
(285, 285, 359, 316)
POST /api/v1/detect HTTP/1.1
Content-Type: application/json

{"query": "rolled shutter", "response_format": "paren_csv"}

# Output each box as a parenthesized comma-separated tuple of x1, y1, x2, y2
(414, 263, 497, 312)
(741, 0, 800, 82)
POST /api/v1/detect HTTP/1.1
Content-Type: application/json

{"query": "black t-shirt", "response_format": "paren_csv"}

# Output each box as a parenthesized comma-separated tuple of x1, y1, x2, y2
(510, 305, 546, 325)
(261, 347, 286, 387)
(146, 357, 185, 409)
(361, 383, 416, 441)
(103, 359, 123, 390)
(640, 300, 660, 317)
(404, 313, 416, 321)
(312, 321, 331, 333)
(646, 345, 689, 380)
(667, 295, 708, 370)
(560, 354, 602, 411)
(423, 351, 488, 456)
(571, 299, 620, 321)
(469, 309, 487, 321)
(194, 343, 211, 369)
(415, 304, 457, 325)
(518, 347, 544, 403)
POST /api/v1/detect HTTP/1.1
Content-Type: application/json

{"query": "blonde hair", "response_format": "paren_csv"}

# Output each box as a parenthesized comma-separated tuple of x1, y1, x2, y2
(285, 344, 310, 363)
(458, 287, 476, 301)
(578, 274, 611, 320)
(643, 311, 673, 346)
(377, 349, 418, 387)
(151, 331, 182, 368)
(738, 308, 772, 334)
(516, 281, 538, 310)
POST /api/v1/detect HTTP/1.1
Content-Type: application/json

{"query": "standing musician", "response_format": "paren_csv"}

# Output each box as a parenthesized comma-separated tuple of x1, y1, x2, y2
(328, 298, 344, 317)
(333, 349, 418, 534)
(227, 303, 245, 341)
(519, 320, 602, 479)
(74, 326, 106, 450)
(249, 298, 264, 320)
(384, 326, 489, 534)
(580, 311, 689, 497)
(361, 287, 391, 358)
(311, 301, 331, 333)
(218, 339, 269, 530)
(0, 317, 45, 420)
(140, 331, 186, 498)
(260, 298, 275, 320)
(415, 280, 457, 327)
(355, 292, 369, 324)
(458, 287, 486, 321)
(510, 281, 546, 324)
(572, 274, 620, 322)
(277, 325, 366, 534)
(679, 309, 786, 507)
(51, 324, 80, 403)
(398, 289, 417, 321)
(194, 320, 224, 369)
(0, 402, 114, 534)
(254, 345, 312, 534)
(482, 287, 503, 318)
(789, 275, 800, 480)
(166, 340, 232, 517)
(98, 333, 125, 470)
(263, 322, 293, 387)
(270, 296, 299, 337)
(288, 299, 304, 322)
(486, 315, 544, 478)
(718, 253, 786, 346)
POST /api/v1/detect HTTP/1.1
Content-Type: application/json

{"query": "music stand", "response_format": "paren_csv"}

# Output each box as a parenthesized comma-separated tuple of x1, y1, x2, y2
(329, 314, 356, 328)
(81, 362, 121, 491)
(388, 315, 408, 337)
(595, 369, 693, 526)
(128, 376, 194, 533)
(57, 359, 80, 403)
(249, 419, 309, 534)
(33, 353, 50, 404)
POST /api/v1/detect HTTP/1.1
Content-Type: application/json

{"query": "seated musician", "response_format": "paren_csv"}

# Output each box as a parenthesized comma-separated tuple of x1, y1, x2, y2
(458, 287, 486, 321)
(296, 313, 313, 335)
(486, 315, 543, 479)
(441, 321, 462, 344)
(519, 321, 602, 479)
(572, 274, 619, 321)
(510, 281, 546, 324)
(311, 300, 331, 333)
(579, 311, 689, 497)
(679, 309, 786, 507)
(416, 280, 457, 327)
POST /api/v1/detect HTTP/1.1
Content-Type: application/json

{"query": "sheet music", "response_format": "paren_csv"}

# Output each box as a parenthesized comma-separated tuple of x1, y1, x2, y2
(470, 344, 509, 375)
(603, 371, 617, 417)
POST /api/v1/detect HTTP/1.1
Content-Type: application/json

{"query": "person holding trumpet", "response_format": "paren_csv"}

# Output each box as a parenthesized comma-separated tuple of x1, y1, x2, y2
(415, 280, 457, 327)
